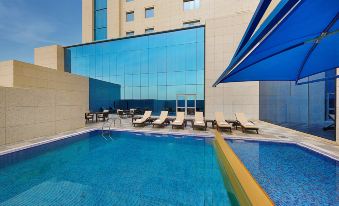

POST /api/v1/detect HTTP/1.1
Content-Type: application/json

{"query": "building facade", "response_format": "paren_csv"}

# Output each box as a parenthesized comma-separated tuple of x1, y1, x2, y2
(79, 0, 261, 119)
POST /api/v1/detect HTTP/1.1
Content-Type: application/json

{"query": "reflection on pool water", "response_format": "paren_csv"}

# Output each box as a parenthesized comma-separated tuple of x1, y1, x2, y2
(0, 131, 235, 206)
(227, 139, 338, 206)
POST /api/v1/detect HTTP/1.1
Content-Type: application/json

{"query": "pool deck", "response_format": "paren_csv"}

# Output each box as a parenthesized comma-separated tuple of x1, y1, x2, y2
(0, 117, 338, 160)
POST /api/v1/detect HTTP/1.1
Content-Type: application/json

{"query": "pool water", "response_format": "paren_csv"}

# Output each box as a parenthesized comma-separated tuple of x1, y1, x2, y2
(227, 139, 339, 206)
(0, 131, 234, 206)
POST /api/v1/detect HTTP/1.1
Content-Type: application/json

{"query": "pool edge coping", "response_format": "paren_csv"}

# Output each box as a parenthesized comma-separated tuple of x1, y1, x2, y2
(0, 128, 337, 162)
(0, 128, 214, 157)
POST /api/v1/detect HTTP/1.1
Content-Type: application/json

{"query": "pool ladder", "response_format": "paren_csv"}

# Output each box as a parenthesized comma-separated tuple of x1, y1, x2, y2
(101, 119, 114, 139)
(101, 117, 122, 139)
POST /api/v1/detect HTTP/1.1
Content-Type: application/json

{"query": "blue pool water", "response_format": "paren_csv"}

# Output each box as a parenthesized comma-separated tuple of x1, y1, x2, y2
(0, 131, 234, 206)
(228, 139, 339, 206)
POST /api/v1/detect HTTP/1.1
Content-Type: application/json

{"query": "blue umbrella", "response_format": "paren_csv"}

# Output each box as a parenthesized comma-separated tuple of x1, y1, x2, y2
(213, 0, 339, 86)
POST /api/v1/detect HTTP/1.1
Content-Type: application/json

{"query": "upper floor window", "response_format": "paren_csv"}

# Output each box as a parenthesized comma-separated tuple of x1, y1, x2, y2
(183, 20, 200, 27)
(126, 31, 135, 36)
(145, 7, 154, 18)
(145, 28, 155, 34)
(183, 0, 200, 11)
(94, 0, 107, 41)
(126, 0, 134, 2)
(126, 11, 134, 22)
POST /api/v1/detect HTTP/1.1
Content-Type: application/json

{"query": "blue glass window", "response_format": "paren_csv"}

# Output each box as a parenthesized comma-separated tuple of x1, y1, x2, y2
(145, 28, 154, 34)
(65, 27, 205, 114)
(145, 7, 154, 18)
(183, 0, 200, 11)
(126, 31, 135, 36)
(94, 0, 107, 41)
(126, 11, 134, 22)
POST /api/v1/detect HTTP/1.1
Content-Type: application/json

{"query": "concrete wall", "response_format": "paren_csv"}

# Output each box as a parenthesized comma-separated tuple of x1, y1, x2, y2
(34, 45, 65, 72)
(204, 13, 259, 120)
(82, 0, 94, 43)
(82, 0, 259, 40)
(0, 60, 89, 146)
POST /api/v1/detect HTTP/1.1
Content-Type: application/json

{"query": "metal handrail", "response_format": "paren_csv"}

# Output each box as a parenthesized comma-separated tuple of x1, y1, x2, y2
(101, 117, 122, 139)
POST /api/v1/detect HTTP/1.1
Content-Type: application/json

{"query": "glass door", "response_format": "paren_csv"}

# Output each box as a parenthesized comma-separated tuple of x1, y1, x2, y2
(176, 94, 197, 116)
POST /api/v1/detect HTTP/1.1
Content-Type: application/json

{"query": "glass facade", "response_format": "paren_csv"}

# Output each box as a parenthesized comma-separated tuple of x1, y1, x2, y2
(94, 0, 107, 41)
(65, 27, 205, 115)
(260, 70, 336, 141)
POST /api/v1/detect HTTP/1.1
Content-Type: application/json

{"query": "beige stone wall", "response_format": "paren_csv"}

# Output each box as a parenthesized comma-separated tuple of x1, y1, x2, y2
(108, 0, 121, 38)
(82, 0, 94, 43)
(0, 61, 89, 146)
(34, 45, 65, 72)
(107, 0, 259, 38)
(0, 88, 5, 145)
(204, 13, 259, 120)
(0, 61, 13, 87)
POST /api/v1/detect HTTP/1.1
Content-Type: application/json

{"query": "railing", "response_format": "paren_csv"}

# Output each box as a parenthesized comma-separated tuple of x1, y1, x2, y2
(101, 118, 121, 139)
(214, 131, 274, 206)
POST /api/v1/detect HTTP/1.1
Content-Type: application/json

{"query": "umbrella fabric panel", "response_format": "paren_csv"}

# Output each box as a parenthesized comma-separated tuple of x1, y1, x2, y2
(299, 34, 339, 79)
(221, 44, 313, 83)
(217, 0, 339, 84)
(256, 0, 339, 53)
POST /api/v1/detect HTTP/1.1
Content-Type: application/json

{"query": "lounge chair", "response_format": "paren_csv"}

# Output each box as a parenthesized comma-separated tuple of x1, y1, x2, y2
(85, 112, 94, 123)
(171, 112, 185, 129)
(133, 111, 152, 127)
(235, 113, 259, 134)
(97, 110, 109, 122)
(152, 111, 168, 127)
(193, 112, 206, 130)
(215, 112, 232, 132)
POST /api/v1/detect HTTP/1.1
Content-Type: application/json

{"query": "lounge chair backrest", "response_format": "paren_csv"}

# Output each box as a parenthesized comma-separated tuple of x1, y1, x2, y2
(235, 113, 248, 124)
(195, 112, 204, 122)
(103, 110, 109, 113)
(176, 112, 185, 121)
(215, 112, 225, 123)
(159, 111, 168, 121)
(141, 111, 152, 121)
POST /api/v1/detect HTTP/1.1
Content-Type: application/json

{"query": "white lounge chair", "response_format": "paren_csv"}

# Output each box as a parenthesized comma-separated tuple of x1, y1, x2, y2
(193, 112, 206, 130)
(235, 113, 259, 134)
(215, 112, 232, 132)
(171, 112, 185, 129)
(133, 111, 152, 127)
(152, 111, 168, 127)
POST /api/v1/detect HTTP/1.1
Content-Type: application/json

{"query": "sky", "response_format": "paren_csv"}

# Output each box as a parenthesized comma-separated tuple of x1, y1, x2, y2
(0, 0, 82, 63)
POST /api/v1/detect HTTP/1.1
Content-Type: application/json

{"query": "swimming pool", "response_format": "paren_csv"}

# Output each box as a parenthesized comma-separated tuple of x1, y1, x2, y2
(227, 139, 338, 206)
(0, 131, 235, 206)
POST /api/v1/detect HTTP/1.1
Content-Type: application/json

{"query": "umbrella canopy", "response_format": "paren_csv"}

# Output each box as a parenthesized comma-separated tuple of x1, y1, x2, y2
(213, 0, 339, 86)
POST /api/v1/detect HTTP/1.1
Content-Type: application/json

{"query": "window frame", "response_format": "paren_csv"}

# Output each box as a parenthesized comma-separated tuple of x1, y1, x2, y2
(126, 31, 135, 36)
(183, 20, 201, 27)
(145, 28, 155, 34)
(183, 0, 200, 11)
(126, 11, 135, 22)
(145, 7, 155, 18)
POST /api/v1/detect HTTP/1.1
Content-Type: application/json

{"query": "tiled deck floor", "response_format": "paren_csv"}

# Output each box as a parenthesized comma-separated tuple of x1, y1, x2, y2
(1, 116, 338, 160)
